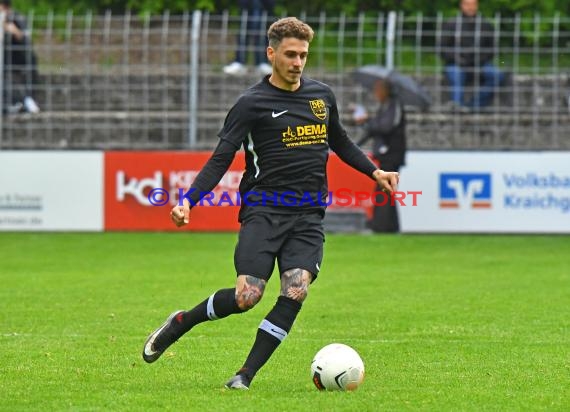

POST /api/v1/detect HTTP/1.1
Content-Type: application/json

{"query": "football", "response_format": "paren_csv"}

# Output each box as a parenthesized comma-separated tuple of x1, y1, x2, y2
(310, 343, 365, 391)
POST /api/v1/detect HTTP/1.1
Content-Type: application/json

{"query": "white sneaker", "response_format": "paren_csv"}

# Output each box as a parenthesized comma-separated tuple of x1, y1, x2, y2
(6, 102, 23, 114)
(255, 63, 272, 76)
(23, 96, 40, 113)
(223, 61, 247, 76)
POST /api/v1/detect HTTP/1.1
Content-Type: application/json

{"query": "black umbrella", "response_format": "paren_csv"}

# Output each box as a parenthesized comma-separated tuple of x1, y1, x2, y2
(352, 65, 432, 111)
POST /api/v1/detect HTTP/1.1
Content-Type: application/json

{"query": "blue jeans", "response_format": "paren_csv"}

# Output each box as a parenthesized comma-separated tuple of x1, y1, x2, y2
(235, 7, 269, 66)
(444, 63, 505, 108)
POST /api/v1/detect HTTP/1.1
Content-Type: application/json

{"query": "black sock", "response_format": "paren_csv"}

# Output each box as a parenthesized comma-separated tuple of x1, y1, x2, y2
(238, 296, 302, 382)
(175, 288, 243, 334)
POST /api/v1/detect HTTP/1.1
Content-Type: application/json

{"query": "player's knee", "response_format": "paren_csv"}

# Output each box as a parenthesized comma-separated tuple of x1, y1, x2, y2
(282, 287, 308, 303)
(280, 268, 312, 303)
(235, 289, 264, 311)
(235, 274, 266, 311)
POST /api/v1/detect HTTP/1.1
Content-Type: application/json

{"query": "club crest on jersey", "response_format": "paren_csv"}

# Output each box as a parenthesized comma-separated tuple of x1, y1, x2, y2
(309, 99, 327, 120)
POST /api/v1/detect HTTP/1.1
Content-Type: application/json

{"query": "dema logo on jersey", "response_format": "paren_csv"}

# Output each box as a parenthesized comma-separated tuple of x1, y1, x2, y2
(439, 173, 492, 209)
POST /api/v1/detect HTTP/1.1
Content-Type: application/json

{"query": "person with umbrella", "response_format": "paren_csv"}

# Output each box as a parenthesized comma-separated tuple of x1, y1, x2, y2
(353, 77, 407, 233)
(351, 65, 429, 232)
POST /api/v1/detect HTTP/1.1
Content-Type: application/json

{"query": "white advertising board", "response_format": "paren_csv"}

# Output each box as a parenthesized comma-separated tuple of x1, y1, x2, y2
(399, 151, 570, 233)
(0, 151, 103, 231)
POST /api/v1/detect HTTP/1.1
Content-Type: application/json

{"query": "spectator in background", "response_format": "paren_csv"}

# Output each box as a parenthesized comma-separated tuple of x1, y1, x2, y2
(354, 79, 406, 233)
(440, 0, 504, 110)
(223, 0, 274, 76)
(1, 0, 40, 113)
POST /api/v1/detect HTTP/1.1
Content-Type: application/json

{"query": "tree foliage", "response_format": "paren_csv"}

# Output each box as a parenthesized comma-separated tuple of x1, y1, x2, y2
(11, 0, 570, 16)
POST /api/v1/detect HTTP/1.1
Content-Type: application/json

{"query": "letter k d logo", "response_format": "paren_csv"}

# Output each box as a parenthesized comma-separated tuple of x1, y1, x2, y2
(116, 171, 163, 206)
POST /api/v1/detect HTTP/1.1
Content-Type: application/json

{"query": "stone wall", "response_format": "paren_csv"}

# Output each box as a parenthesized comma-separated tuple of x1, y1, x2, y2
(2, 71, 568, 150)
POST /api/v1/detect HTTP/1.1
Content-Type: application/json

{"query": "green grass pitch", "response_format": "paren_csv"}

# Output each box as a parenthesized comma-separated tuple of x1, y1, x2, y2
(1, 233, 569, 411)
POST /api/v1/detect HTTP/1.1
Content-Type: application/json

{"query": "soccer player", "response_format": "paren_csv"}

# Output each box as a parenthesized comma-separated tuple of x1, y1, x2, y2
(142, 17, 399, 390)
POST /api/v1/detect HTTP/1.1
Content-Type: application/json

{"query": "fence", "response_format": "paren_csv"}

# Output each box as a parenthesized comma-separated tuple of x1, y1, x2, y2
(1, 10, 569, 150)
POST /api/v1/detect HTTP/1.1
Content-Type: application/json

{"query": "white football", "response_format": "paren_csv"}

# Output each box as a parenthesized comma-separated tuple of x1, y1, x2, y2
(310, 343, 365, 391)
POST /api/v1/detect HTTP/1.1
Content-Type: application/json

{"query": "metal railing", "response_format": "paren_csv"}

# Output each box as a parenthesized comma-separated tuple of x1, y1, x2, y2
(0, 10, 569, 150)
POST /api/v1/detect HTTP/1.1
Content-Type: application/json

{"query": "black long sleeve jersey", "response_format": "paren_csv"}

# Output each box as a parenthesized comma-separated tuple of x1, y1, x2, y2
(186, 76, 378, 215)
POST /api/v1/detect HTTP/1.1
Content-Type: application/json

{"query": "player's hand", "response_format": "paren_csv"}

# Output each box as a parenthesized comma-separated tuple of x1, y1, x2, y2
(372, 169, 399, 193)
(170, 197, 191, 227)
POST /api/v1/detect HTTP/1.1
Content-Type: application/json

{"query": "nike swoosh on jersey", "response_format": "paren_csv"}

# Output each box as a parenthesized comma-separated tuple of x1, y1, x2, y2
(272, 110, 288, 118)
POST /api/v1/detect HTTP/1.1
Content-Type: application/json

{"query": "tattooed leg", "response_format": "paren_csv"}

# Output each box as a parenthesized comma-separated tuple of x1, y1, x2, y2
(235, 274, 267, 311)
(232, 270, 308, 385)
(280, 268, 313, 303)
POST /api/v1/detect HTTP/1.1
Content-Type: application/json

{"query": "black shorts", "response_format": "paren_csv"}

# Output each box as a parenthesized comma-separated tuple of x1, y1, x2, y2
(234, 209, 325, 281)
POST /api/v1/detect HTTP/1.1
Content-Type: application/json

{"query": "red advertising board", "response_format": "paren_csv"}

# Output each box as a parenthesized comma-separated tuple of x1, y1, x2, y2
(104, 151, 375, 231)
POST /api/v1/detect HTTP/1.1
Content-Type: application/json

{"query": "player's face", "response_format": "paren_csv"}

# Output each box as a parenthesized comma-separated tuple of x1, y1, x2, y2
(460, 0, 478, 17)
(267, 37, 309, 91)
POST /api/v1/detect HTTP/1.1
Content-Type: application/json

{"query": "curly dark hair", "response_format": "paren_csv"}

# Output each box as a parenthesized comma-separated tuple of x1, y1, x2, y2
(267, 17, 314, 48)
